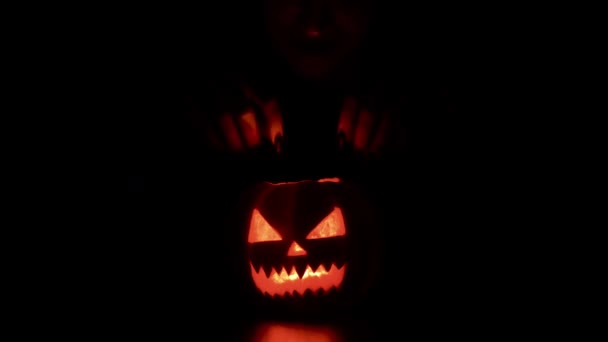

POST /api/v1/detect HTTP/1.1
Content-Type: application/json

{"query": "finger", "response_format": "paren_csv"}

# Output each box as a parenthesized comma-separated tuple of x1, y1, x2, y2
(218, 112, 244, 151)
(241, 83, 264, 108)
(236, 109, 261, 147)
(353, 108, 373, 151)
(207, 125, 225, 150)
(338, 97, 357, 147)
(242, 84, 284, 151)
(370, 114, 390, 153)
(261, 99, 284, 148)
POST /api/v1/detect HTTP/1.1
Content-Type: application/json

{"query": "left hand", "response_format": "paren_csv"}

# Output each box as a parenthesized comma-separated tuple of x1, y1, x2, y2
(206, 84, 284, 155)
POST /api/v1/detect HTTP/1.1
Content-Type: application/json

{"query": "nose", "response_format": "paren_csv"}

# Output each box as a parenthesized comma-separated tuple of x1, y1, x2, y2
(287, 241, 307, 256)
(298, 0, 333, 38)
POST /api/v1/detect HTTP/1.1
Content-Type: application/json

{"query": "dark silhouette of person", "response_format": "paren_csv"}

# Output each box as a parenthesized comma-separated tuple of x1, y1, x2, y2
(201, 0, 397, 179)
(263, 0, 372, 82)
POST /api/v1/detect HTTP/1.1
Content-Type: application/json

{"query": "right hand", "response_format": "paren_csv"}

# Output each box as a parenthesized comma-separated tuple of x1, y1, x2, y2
(337, 96, 394, 157)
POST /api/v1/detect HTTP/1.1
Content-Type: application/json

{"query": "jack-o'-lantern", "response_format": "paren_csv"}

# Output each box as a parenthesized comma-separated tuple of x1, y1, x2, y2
(243, 177, 381, 317)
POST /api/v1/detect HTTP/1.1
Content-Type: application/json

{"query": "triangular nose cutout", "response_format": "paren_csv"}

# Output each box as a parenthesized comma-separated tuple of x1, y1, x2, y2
(287, 241, 307, 256)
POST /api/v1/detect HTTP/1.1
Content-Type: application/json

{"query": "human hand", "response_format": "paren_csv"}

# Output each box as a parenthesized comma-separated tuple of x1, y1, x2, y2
(337, 96, 392, 157)
(207, 84, 284, 156)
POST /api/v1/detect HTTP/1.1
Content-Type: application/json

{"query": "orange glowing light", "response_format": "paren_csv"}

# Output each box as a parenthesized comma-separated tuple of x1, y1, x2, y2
(249, 209, 282, 243)
(317, 178, 341, 183)
(268, 178, 341, 186)
(261, 99, 284, 147)
(251, 323, 342, 342)
(241, 86, 284, 146)
(306, 207, 346, 239)
(287, 242, 307, 256)
(238, 110, 261, 146)
(250, 263, 346, 297)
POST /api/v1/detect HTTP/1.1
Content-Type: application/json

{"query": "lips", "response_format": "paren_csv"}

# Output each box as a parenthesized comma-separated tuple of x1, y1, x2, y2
(250, 262, 346, 297)
(294, 34, 336, 55)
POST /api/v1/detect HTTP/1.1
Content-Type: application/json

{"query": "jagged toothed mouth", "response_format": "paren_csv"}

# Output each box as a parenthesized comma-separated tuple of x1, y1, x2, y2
(250, 262, 346, 297)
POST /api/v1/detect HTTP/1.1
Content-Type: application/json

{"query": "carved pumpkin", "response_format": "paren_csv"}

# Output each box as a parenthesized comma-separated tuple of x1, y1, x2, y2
(244, 177, 381, 316)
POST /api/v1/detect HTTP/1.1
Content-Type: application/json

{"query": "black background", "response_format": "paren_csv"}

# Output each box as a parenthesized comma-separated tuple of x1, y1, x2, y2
(8, 2, 581, 337)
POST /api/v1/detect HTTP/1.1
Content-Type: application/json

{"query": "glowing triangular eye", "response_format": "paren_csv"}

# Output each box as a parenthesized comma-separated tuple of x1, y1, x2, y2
(306, 207, 346, 239)
(248, 209, 282, 243)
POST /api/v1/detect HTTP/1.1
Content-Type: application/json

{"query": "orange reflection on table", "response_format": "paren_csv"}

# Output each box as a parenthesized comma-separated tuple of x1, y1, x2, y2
(250, 322, 343, 342)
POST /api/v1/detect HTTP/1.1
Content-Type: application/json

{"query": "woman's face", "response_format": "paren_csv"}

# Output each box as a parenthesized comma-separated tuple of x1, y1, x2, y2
(264, 0, 371, 80)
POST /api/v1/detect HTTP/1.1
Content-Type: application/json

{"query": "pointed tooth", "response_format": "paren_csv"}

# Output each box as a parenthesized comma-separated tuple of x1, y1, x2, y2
(320, 261, 331, 273)
(309, 259, 321, 273)
(289, 266, 298, 279)
(305, 264, 315, 277)
(279, 266, 289, 279)
(274, 261, 285, 274)
(250, 260, 261, 272)
(317, 288, 326, 296)
(335, 256, 347, 269)
(295, 262, 307, 279)
(262, 264, 273, 278)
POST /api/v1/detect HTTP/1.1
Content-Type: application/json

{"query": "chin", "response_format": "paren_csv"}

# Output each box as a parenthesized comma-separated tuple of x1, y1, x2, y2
(289, 56, 337, 80)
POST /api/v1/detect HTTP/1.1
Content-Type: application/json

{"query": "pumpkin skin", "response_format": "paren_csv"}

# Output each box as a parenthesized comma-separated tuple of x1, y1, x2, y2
(243, 177, 381, 317)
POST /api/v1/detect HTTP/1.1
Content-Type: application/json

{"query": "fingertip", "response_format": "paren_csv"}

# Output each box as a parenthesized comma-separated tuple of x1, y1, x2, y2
(370, 115, 390, 153)
(273, 133, 284, 155)
(219, 112, 243, 151)
(238, 109, 261, 147)
(353, 108, 373, 151)
(338, 96, 357, 143)
(208, 126, 224, 150)
(263, 99, 284, 146)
